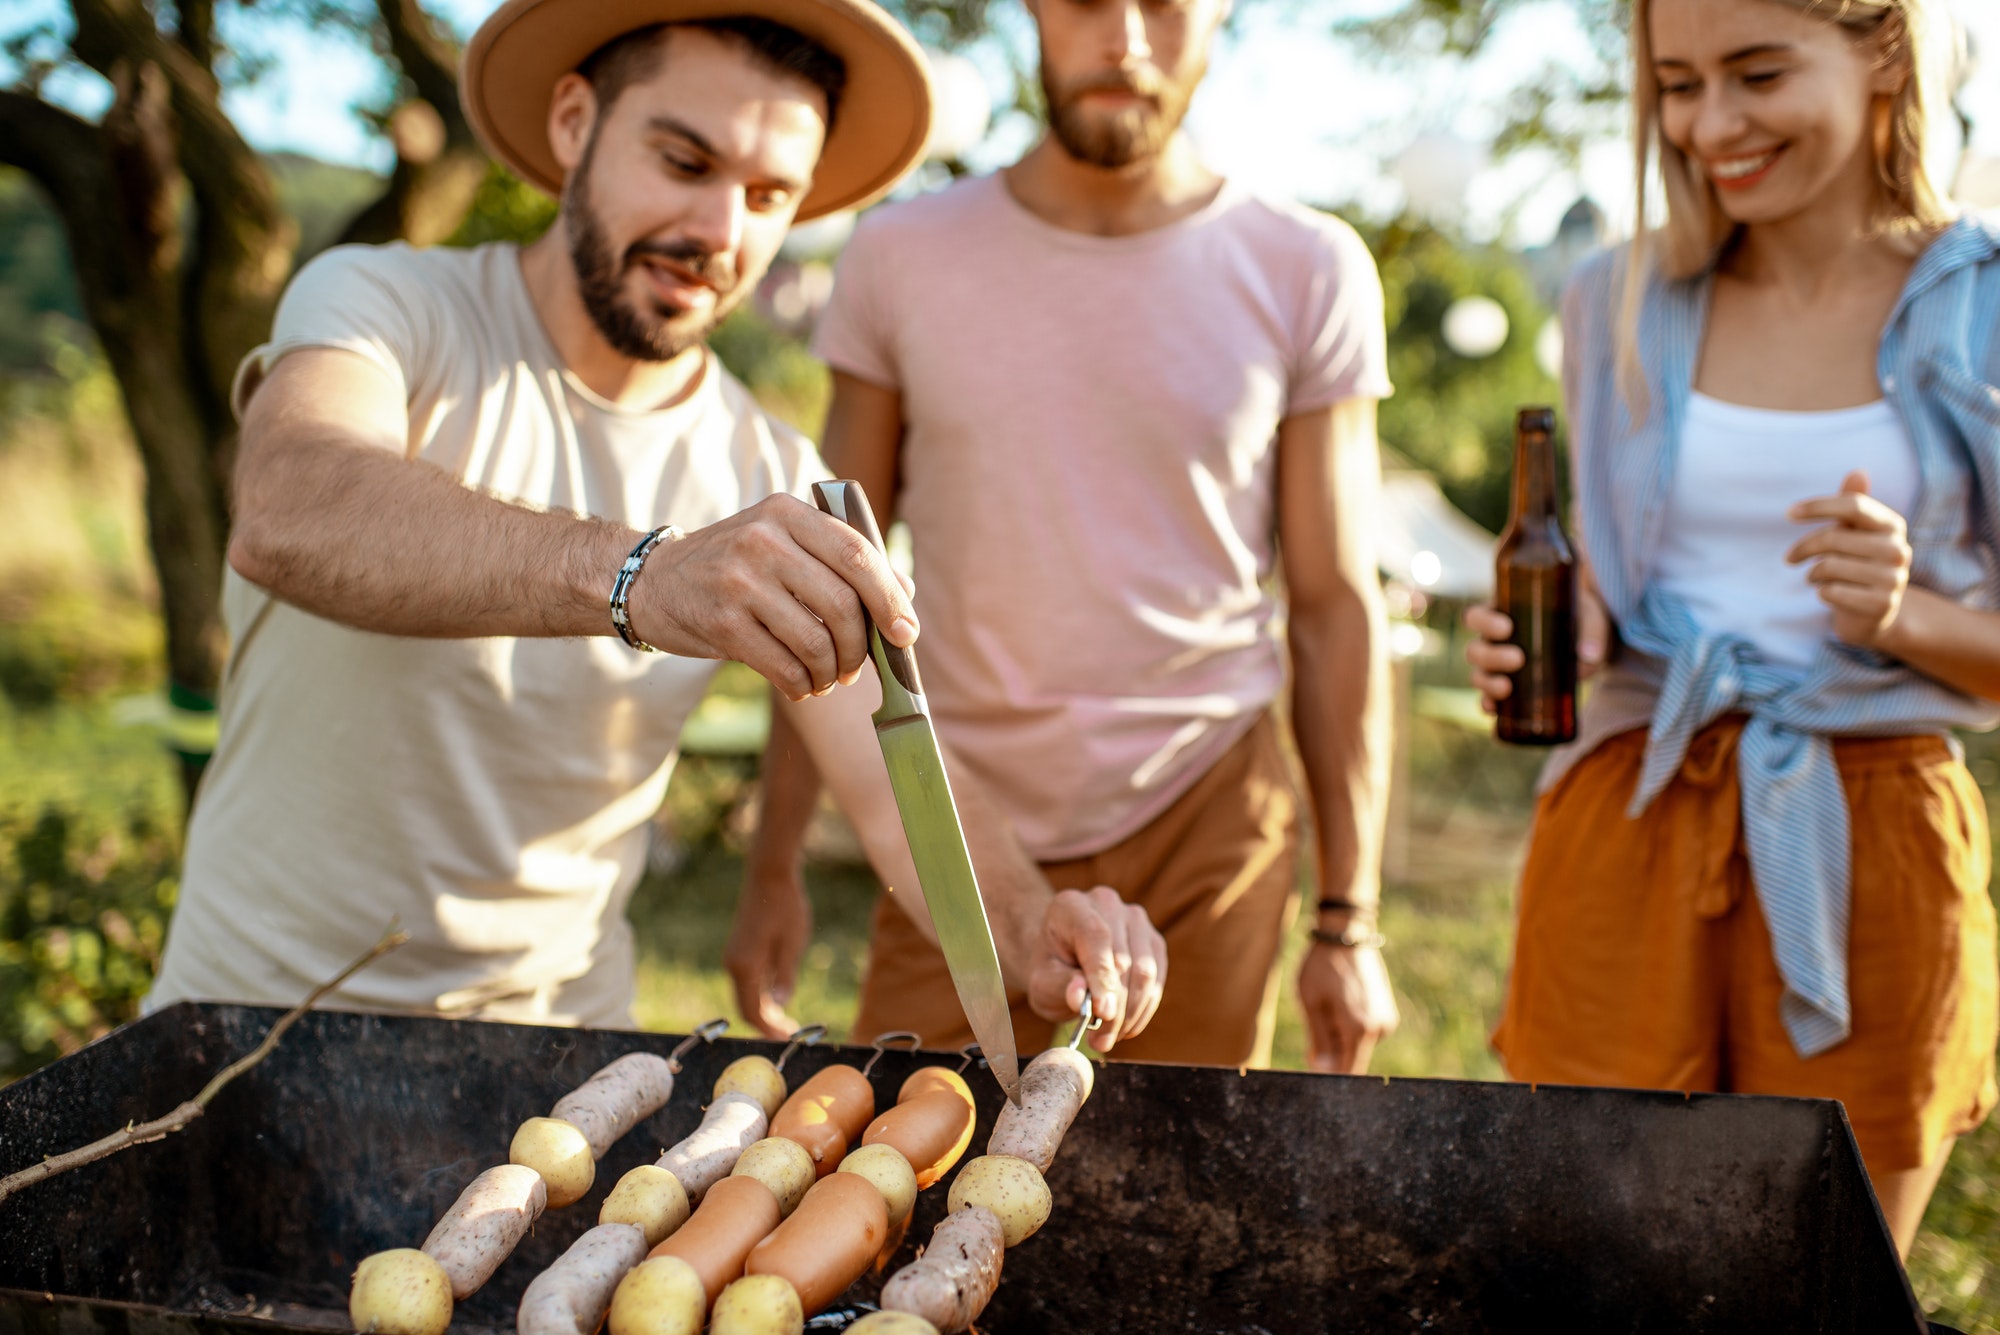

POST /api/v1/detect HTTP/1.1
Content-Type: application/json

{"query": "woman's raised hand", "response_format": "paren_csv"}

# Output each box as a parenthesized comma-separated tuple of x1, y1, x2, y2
(1786, 470, 1913, 650)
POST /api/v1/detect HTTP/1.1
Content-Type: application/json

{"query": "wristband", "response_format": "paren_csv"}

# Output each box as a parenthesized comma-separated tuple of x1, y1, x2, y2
(1316, 897, 1377, 916)
(1310, 924, 1387, 950)
(609, 525, 684, 653)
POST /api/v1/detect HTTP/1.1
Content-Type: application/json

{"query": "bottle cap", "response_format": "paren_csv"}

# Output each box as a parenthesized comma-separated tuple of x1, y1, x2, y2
(1518, 407, 1556, 433)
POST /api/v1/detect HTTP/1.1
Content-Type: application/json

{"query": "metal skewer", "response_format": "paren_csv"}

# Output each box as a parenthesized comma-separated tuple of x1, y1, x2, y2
(666, 1017, 730, 1072)
(862, 1030, 920, 1079)
(1067, 994, 1104, 1052)
(776, 1022, 827, 1073)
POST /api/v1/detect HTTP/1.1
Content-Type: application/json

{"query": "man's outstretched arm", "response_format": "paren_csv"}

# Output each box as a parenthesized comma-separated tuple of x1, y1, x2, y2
(229, 347, 918, 699)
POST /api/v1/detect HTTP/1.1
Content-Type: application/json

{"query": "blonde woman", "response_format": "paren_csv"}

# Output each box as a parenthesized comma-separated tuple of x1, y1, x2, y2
(1467, 0, 1997, 1254)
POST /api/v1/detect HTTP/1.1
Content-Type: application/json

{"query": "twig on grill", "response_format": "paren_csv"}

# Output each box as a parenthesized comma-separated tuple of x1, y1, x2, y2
(0, 926, 409, 1205)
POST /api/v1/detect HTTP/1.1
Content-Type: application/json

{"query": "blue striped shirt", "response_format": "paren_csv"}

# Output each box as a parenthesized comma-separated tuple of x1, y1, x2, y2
(1560, 213, 2000, 1057)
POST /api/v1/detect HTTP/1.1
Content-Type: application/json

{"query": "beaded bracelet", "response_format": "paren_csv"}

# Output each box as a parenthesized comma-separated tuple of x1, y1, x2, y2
(609, 524, 684, 652)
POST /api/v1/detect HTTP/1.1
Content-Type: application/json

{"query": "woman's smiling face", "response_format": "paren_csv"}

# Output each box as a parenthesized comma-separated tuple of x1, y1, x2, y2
(1648, 0, 1902, 226)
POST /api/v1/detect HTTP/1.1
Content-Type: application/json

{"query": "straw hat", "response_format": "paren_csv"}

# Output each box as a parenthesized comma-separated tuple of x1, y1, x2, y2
(462, 0, 933, 220)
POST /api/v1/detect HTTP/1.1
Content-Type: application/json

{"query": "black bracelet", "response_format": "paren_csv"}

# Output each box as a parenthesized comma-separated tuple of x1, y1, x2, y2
(1316, 897, 1377, 916)
(610, 525, 684, 652)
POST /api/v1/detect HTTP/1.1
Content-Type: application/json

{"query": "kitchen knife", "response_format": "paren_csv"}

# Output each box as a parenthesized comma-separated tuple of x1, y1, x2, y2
(812, 479, 1022, 1104)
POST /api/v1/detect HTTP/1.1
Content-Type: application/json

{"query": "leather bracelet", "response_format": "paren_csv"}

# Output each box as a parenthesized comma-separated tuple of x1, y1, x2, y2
(609, 525, 684, 652)
(1310, 924, 1387, 950)
(1316, 897, 1378, 916)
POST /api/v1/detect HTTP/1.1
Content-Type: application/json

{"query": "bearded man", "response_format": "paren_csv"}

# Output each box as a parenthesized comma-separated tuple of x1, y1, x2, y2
(735, 0, 1400, 1071)
(149, 0, 1166, 1046)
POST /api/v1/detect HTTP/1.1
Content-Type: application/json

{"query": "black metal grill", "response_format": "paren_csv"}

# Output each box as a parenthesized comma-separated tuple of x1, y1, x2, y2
(0, 1003, 1933, 1333)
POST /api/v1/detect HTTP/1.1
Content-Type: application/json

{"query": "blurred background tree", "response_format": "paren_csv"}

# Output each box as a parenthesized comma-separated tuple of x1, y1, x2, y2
(0, 0, 485, 800)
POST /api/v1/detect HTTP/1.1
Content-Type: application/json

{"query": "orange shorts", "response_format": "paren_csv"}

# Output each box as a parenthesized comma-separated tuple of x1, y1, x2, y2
(851, 712, 1301, 1067)
(1495, 718, 1999, 1173)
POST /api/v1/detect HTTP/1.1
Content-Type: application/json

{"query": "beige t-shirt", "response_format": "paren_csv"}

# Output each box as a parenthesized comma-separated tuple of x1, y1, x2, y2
(149, 242, 824, 1025)
(814, 175, 1391, 859)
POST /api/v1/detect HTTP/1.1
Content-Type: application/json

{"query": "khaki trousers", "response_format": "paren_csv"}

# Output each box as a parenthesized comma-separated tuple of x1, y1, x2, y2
(851, 712, 1303, 1067)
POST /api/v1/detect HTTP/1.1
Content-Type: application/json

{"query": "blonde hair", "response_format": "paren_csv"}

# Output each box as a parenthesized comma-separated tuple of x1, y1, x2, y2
(1617, 0, 1962, 406)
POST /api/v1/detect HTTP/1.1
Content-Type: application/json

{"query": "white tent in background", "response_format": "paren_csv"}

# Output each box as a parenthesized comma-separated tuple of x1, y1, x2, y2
(1375, 452, 1497, 601)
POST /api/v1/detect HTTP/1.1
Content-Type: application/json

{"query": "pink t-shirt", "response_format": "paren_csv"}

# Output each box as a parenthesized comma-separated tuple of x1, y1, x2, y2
(814, 174, 1391, 859)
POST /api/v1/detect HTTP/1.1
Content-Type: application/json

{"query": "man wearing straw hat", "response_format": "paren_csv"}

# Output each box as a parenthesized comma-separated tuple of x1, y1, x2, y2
(148, 0, 1166, 1047)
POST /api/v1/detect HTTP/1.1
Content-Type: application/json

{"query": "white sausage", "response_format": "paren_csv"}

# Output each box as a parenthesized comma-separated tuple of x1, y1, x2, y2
(657, 1092, 768, 1203)
(986, 1048, 1092, 1173)
(516, 1223, 649, 1335)
(552, 1053, 678, 1159)
(422, 1164, 549, 1299)
(880, 1206, 1005, 1333)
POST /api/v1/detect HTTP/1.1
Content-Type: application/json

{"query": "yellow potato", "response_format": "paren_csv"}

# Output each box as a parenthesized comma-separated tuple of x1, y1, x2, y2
(836, 1143, 918, 1228)
(349, 1248, 453, 1335)
(600, 1164, 690, 1246)
(708, 1273, 803, 1335)
(847, 1315, 941, 1335)
(732, 1137, 816, 1217)
(713, 1056, 787, 1120)
(946, 1155, 1051, 1247)
(511, 1116, 596, 1208)
(606, 1256, 706, 1335)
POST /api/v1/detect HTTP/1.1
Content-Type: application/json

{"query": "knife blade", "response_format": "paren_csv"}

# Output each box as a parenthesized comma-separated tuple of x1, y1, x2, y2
(812, 479, 1022, 1103)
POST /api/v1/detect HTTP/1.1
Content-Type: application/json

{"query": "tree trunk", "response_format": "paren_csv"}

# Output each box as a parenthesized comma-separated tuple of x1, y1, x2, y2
(3, 0, 487, 813)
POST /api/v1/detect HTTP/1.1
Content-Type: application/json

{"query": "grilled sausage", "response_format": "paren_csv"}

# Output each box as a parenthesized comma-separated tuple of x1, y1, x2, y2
(516, 1223, 649, 1335)
(421, 1164, 548, 1299)
(986, 1047, 1093, 1173)
(647, 1174, 783, 1307)
(771, 1066, 875, 1177)
(879, 1206, 1005, 1333)
(743, 1172, 889, 1314)
(896, 1067, 972, 1111)
(552, 1053, 678, 1159)
(862, 1092, 975, 1189)
(658, 1092, 768, 1203)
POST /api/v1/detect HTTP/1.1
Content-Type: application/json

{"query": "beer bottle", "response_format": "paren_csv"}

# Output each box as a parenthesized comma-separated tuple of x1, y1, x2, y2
(1493, 406, 1577, 745)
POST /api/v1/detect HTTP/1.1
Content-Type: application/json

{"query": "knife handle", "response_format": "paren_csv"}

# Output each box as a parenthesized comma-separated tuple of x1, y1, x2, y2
(812, 480, 925, 705)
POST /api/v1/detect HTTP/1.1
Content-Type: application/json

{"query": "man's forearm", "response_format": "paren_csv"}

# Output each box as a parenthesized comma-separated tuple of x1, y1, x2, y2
(232, 428, 634, 640)
(1289, 592, 1392, 910)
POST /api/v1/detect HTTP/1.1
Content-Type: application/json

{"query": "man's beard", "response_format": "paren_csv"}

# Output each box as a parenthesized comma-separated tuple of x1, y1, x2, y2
(1041, 53, 1201, 170)
(564, 135, 743, 362)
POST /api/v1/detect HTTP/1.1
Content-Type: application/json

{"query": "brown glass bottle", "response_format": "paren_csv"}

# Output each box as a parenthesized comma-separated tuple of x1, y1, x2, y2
(1494, 407, 1577, 745)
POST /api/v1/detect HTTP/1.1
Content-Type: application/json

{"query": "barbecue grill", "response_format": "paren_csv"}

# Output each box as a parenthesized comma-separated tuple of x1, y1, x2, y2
(0, 1003, 1946, 1333)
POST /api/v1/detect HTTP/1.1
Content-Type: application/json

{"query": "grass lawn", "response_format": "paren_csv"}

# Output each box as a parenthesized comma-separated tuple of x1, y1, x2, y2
(3, 696, 1995, 1330)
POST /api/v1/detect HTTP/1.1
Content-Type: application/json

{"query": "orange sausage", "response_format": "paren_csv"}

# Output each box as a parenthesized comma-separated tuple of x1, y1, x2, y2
(773, 1110, 846, 1178)
(789, 1065, 878, 1140)
(771, 1066, 874, 1178)
(647, 1174, 781, 1306)
(897, 1066, 973, 1111)
(862, 1091, 976, 1189)
(743, 1172, 889, 1314)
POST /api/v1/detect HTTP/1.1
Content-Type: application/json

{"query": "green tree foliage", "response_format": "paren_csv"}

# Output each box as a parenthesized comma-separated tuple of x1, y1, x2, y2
(1335, 0, 1628, 166)
(0, 806, 179, 1078)
(1349, 213, 1561, 534)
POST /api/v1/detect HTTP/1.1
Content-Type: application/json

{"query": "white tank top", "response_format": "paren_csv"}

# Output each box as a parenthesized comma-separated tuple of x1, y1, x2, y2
(1650, 391, 1921, 675)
